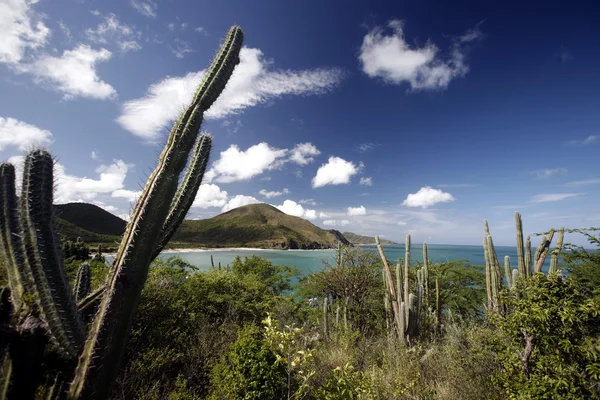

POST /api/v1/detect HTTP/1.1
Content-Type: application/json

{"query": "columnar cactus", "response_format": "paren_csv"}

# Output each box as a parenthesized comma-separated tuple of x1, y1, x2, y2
(515, 212, 526, 277)
(504, 256, 512, 288)
(0, 25, 243, 400)
(73, 262, 91, 303)
(525, 235, 532, 277)
(375, 236, 404, 341)
(549, 228, 564, 274)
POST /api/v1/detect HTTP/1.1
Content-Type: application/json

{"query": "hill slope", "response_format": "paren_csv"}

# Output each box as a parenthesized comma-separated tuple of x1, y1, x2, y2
(172, 203, 351, 249)
(53, 203, 126, 244)
(342, 232, 395, 245)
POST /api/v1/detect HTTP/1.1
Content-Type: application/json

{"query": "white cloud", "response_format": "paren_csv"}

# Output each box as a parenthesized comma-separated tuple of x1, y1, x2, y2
(323, 219, 350, 227)
(0, 117, 52, 151)
(565, 135, 597, 146)
(530, 193, 585, 203)
(117, 47, 344, 139)
(130, 0, 157, 18)
(299, 199, 317, 206)
(7, 155, 132, 203)
(192, 183, 228, 208)
(194, 26, 208, 35)
(437, 183, 479, 188)
(357, 143, 379, 152)
(347, 205, 367, 216)
(24, 44, 116, 100)
(90, 151, 99, 160)
(275, 199, 317, 220)
(221, 195, 261, 212)
(359, 177, 372, 186)
(289, 142, 320, 165)
(565, 178, 600, 186)
(533, 168, 567, 179)
(402, 186, 455, 208)
(397, 221, 407, 226)
(112, 189, 141, 202)
(170, 38, 194, 59)
(258, 188, 290, 199)
(319, 212, 330, 219)
(208, 143, 287, 183)
(358, 20, 481, 90)
(0, 0, 50, 64)
(312, 156, 360, 188)
(86, 13, 140, 53)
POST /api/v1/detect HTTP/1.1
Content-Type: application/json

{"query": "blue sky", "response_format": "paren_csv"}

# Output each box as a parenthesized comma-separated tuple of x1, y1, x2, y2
(1, 0, 599, 246)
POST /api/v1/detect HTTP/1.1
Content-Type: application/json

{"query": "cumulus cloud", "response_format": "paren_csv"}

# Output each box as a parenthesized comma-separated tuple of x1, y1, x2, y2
(208, 143, 287, 183)
(7, 155, 133, 203)
(359, 177, 372, 186)
(358, 20, 482, 91)
(112, 189, 141, 202)
(530, 193, 585, 202)
(117, 47, 344, 139)
(322, 219, 350, 227)
(275, 199, 317, 220)
(312, 157, 360, 188)
(221, 195, 261, 212)
(289, 143, 320, 165)
(192, 183, 228, 208)
(347, 205, 367, 216)
(319, 212, 330, 219)
(259, 188, 290, 199)
(402, 186, 455, 208)
(0, 117, 53, 151)
(0, 0, 50, 64)
(299, 199, 317, 206)
(24, 44, 116, 100)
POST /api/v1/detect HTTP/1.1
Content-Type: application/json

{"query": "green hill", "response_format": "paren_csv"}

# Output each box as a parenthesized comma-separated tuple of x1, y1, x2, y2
(171, 203, 351, 249)
(342, 232, 396, 245)
(52, 203, 125, 245)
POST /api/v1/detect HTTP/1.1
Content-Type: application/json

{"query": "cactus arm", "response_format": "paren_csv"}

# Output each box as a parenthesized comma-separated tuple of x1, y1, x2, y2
(375, 236, 404, 341)
(515, 212, 526, 277)
(483, 235, 492, 311)
(534, 229, 555, 273)
(504, 256, 512, 288)
(19, 151, 84, 357)
(69, 26, 243, 400)
(422, 242, 429, 305)
(152, 134, 212, 260)
(73, 263, 91, 303)
(404, 234, 410, 325)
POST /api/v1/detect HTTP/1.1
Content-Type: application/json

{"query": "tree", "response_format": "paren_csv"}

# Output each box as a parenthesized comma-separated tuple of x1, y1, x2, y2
(561, 228, 600, 297)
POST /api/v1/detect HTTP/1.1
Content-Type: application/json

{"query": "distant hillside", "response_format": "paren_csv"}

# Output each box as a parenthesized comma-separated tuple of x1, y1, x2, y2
(172, 203, 351, 249)
(343, 232, 395, 245)
(53, 203, 125, 244)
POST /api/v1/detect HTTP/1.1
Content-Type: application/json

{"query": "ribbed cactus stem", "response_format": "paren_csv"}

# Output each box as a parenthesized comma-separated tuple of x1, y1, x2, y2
(404, 234, 410, 325)
(483, 236, 492, 311)
(511, 268, 519, 287)
(515, 212, 526, 277)
(486, 235, 502, 312)
(20, 150, 84, 357)
(383, 268, 390, 331)
(375, 235, 404, 341)
(395, 262, 402, 309)
(435, 277, 440, 332)
(323, 296, 329, 340)
(483, 219, 490, 235)
(70, 26, 244, 400)
(534, 229, 555, 273)
(422, 242, 429, 303)
(74, 262, 91, 303)
(525, 235, 532, 278)
(504, 256, 512, 288)
(152, 134, 213, 260)
(549, 228, 564, 274)
(407, 293, 418, 339)
(0, 163, 31, 312)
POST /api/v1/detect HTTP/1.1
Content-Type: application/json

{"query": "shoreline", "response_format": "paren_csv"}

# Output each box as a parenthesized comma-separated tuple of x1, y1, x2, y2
(103, 247, 338, 257)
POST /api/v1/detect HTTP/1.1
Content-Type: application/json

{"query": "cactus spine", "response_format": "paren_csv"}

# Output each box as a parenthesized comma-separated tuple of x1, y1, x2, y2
(0, 26, 243, 400)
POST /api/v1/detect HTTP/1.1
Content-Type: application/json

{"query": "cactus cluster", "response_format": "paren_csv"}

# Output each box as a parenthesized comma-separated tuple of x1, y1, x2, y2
(376, 234, 430, 344)
(0, 25, 243, 400)
(483, 212, 567, 313)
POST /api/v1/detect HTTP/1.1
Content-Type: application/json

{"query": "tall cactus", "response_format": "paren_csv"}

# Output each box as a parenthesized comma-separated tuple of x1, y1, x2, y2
(74, 262, 91, 303)
(504, 256, 512, 289)
(515, 212, 526, 277)
(404, 234, 410, 325)
(549, 228, 564, 274)
(534, 229, 555, 273)
(525, 235, 532, 277)
(375, 236, 404, 341)
(0, 25, 243, 400)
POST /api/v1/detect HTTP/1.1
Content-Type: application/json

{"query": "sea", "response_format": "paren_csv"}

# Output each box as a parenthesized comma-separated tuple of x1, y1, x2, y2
(107, 244, 559, 277)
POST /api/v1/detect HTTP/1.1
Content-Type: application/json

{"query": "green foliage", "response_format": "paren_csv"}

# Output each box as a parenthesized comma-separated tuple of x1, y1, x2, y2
(428, 261, 487, 319)
(562, 228, 600, 297)
(300, 246, 385, 335)
(231, 255, 299, 294)
(209, 325, 287, 400)
(490, 273, 600, 399)
(314, 363, 375, 400)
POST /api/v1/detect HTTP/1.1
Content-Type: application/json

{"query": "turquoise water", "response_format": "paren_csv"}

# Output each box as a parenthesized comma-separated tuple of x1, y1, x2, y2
(109, 243, 556, 276)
